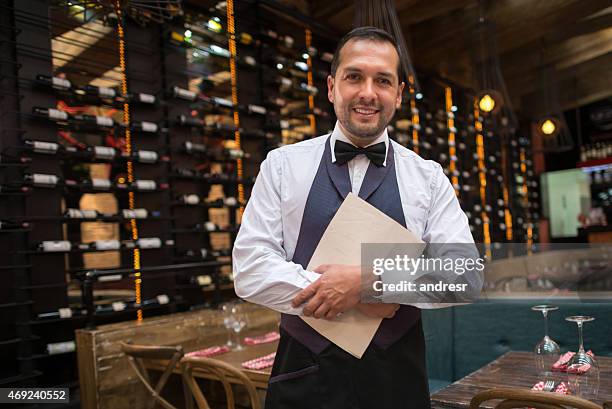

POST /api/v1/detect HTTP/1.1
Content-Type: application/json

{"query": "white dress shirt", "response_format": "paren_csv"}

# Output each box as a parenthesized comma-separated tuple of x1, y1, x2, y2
(233, 122, 474, 315)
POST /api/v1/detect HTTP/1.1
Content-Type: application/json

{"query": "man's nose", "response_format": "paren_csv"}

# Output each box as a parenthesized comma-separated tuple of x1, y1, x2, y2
(357, 78, 377, 102)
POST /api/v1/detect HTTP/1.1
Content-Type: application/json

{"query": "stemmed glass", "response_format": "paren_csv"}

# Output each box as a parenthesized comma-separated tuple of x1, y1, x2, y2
(230, 303, 248, 351)
(565, 315, 599, 399)
(221, 302, 237, 348)
(531, 305, 561, 377)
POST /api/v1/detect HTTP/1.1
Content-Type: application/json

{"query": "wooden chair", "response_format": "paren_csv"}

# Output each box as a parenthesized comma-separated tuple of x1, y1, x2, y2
(470, 387, 602, 409)
(181, 355, 262, 409)
(119, 341, 184, 409)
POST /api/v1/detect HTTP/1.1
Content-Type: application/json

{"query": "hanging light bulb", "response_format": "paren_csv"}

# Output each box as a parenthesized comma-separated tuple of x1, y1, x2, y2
(540, 119, 556, 135)
(478, 94, 496, 113)
(537, 117, 561, 138)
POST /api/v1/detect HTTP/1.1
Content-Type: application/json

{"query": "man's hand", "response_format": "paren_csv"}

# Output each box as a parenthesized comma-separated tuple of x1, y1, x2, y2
(291, 264, 361, 320)
(356, 303, 399, 319)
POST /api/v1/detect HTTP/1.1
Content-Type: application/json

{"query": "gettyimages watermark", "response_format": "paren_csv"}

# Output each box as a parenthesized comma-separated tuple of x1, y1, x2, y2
(360, 243, 612, 304)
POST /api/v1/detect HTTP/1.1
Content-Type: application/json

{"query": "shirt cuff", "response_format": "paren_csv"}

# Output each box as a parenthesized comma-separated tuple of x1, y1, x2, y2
(299, 268, 322, 286)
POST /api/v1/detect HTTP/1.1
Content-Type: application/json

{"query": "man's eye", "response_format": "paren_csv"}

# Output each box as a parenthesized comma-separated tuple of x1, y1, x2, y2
(377, 78, 392, 85)
(346, 73, 360, 81)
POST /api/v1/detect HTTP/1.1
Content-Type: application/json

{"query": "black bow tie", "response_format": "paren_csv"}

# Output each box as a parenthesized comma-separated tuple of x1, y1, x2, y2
(334, 140, 386, 167)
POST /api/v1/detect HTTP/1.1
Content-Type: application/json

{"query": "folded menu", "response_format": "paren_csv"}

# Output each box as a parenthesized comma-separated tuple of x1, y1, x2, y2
(301, 193, 423, 359)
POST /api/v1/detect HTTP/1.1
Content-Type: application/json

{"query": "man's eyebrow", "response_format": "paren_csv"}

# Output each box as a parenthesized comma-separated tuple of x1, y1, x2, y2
(342, 66, 395, 79)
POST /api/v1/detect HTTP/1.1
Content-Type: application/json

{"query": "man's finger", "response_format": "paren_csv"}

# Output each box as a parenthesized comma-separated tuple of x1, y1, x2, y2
(292, 281, 319, 308)
(312, 302, 331, 319)
(313, 264, 331, 274)
(303, 292, 326, 317)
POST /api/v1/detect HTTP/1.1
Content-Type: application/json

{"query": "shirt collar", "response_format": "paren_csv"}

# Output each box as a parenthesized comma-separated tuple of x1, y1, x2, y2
(330, 121, 389, 167)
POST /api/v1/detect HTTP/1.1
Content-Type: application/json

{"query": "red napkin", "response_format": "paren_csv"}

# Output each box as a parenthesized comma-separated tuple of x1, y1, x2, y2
(243, 331, 280, 346)
(186, 345, 230, 358)
(552, 351, 595, 374)
(241, 352, 276, 370)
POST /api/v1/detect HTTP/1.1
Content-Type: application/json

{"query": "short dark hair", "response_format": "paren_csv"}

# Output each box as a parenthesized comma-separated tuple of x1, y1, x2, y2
(330, 26, 402, 82)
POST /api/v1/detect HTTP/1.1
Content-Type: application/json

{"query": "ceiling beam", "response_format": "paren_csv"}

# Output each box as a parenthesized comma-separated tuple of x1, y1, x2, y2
(311, 0, 354, 21)
(398, 0, 475, 26)
(493, 0, 612, 56)
(504, 29, 612, 97)
(517, 51, 612, 116)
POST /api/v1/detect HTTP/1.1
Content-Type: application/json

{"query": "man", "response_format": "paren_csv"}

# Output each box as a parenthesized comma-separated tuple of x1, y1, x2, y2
(233, 26, 476, 409)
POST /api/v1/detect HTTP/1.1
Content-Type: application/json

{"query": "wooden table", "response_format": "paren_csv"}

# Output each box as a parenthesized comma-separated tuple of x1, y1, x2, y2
(76, 305, 279, 409)
(148, 333, 277, 390)
(431, 351, 612, 409)
(185, 339, 277, 389)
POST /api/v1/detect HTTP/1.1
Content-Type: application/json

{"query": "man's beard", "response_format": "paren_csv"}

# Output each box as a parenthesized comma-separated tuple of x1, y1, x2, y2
(337, 102, 394, 142)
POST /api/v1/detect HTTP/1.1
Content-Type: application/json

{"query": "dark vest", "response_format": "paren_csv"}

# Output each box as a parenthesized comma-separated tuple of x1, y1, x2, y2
(280, 136, 421, 354)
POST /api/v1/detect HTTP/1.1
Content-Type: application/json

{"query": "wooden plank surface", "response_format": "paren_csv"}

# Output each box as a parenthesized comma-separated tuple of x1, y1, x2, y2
(431, 351, 612, 409)
(146, 328, 277, 389)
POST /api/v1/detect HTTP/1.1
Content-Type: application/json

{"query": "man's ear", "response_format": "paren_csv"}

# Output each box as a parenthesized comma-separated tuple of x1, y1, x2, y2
(396, 81, 405, 109)
(327, 74, 334, 104)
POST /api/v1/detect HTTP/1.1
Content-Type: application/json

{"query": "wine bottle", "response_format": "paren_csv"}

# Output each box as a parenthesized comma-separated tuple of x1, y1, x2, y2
(194, 275, 213, 286)
(79, 178, 112, 191)
(132, 180, 158, 191)
(25, 173, 60, 188)
(91, 240, 121, 250)
(131, 121, 159, 133)
(38, 240, 72, 252)
(47, 340, 76, 355)
(0, 153, 31, 164)
(122, 208, 148, 219)
(0, 184, 31, 194)
(91, 146, 116, 161)
(32, 106, 68, 121)
(177, 193, 200, 205)
(178, 114, 204, 127)
(24, 140, 60, 155)
(73, 114, 114, 128)
(37, 307, 86, 320)
(64, 208, 98, 219)
(135, 237, 162, 249)
(246, 104, 267, 115)
(36, 74, 71, 90)
(0, 220, 30, 230)
(172, 85, 198, 101)
(81, 84, 117, 99)
(125, 92, 156, 104)
(184, 141, 207, 154)
(134, 150, 159, 164)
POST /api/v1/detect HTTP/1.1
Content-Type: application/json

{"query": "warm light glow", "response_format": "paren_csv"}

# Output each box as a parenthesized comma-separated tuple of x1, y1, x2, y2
(478, 94, 496, 113)
(541, 119, 556, 135)
(207, 18, 222, 33)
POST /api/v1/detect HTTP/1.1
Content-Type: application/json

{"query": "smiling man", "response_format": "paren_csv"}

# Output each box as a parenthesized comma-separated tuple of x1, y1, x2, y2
(233, 26, 474, 409)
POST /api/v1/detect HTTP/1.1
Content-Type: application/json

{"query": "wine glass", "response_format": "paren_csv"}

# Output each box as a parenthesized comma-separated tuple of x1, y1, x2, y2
(230, 303, 248, 351)
(531, 305, 561, 377)
(565, 315, 599, 399)
(221, 302, 237, 348)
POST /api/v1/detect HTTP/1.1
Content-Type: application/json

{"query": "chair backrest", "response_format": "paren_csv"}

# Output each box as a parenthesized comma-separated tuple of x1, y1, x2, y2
(470, 387, 602, 409)
(120, 341, 184, 409)
(181, 356, 262, 409)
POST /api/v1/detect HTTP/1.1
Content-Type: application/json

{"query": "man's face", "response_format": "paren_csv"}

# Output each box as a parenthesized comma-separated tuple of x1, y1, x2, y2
(328, 39, 404, 146)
